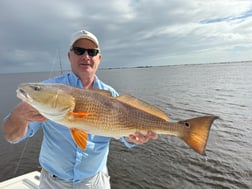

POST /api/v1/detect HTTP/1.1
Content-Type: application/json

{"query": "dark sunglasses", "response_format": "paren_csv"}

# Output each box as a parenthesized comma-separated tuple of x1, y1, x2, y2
(71, 47, 99, 57)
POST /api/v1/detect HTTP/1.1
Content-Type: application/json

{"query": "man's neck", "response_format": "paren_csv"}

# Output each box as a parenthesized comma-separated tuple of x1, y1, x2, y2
(80, 76, 95, 89)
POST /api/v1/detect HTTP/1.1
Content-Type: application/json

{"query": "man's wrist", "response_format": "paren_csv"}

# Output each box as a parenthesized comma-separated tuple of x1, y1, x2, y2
(120, 137, 137, 148)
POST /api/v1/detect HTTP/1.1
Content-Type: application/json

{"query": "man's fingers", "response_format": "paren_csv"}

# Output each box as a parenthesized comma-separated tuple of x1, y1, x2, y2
(147, 131, 158, 139)
(30, 114, 47, 122)
(126, 131, 159, 144)
(15, 102, 46, 122)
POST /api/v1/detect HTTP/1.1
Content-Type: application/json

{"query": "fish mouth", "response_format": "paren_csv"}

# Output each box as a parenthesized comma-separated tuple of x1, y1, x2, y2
(16, 88, 32, 102)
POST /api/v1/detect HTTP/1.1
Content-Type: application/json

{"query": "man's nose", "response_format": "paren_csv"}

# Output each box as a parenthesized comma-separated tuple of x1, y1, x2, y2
(80, 51, 90, 59)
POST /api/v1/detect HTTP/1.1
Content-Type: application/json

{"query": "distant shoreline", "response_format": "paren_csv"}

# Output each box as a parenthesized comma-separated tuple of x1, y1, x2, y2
(107, 60, 252, 70)
(1, 60, 251, 74)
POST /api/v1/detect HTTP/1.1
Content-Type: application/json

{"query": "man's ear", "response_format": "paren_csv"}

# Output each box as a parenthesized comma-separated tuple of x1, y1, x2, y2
(68, 51, 71, 60)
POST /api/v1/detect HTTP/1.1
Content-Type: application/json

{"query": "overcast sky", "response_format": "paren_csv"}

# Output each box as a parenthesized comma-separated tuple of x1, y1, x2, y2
(0, 0, 252, 73)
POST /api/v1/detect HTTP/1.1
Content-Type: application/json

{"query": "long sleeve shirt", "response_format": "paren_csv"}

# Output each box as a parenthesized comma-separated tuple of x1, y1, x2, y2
(10, 72, 135, 183)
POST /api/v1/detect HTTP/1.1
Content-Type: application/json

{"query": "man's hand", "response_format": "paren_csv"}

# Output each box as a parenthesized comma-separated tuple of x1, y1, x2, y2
(14, 101, 46, 123)
(126, 131, 158, 144)
(3, 101, 46, 142)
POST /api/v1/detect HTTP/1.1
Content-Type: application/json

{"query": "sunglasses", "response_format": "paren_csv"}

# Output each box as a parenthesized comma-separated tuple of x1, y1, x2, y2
(71, 47, 99, 57)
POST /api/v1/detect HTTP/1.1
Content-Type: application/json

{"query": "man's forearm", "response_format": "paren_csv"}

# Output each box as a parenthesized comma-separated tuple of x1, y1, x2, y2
(2, 113, 28, 143)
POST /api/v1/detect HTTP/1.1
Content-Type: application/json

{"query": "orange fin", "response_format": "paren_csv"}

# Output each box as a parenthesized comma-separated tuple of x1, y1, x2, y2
(69, 111, 90, 118)
(70, 128, 88, 150)
(179, 116, 218, 155)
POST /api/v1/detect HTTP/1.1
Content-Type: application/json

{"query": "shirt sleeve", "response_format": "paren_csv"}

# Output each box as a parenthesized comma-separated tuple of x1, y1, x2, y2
(13, 122, 41, 144)
(120, 137, 137, 148)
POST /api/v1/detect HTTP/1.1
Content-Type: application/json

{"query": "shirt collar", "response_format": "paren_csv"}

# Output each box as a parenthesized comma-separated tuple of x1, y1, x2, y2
(69, 71, 100, 89)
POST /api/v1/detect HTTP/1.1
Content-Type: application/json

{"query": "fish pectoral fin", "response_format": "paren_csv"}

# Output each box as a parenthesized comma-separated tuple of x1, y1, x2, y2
(70, 128, 88, 150)
(116, 94, 169, 121)
(69, 111, 90, 119)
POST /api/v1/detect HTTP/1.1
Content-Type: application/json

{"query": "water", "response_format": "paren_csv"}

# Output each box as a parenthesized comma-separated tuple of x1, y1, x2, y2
(0, 62, 251, 188)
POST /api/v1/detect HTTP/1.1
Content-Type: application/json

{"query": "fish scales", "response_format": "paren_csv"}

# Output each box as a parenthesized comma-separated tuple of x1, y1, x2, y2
(71, 89, 170, 135)
(16, 83, 218, 155)
(79, 95, 175, 135)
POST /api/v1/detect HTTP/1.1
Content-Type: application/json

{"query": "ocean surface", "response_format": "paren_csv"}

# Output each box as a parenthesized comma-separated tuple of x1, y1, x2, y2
(0, 62, 251, 188)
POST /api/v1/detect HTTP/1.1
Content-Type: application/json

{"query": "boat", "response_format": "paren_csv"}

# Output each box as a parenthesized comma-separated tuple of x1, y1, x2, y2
(0, 171, 40, 189)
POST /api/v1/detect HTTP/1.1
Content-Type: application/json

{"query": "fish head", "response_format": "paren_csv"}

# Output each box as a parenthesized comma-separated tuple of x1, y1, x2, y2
(16, 83, 75, 120)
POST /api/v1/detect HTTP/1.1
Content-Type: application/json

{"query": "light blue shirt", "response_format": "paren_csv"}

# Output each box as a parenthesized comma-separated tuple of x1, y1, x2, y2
(11, 72, 135, 183)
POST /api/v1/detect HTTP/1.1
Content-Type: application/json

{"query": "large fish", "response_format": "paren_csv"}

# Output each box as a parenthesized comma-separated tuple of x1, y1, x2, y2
(16, 83, 217, 155)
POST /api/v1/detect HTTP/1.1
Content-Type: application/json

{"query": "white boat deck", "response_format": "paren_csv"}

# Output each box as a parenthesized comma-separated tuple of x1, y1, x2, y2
(0, 171, 40, 189)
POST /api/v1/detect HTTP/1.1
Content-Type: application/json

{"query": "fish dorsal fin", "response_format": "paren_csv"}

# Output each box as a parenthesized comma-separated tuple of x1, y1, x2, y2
(70, 128, 88, 150)
(116, 94, 169, 121)
(89, 89, 113, 97)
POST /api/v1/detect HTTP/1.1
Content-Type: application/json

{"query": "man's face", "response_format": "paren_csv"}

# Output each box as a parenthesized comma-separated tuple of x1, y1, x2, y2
(68, 38, 101, 78)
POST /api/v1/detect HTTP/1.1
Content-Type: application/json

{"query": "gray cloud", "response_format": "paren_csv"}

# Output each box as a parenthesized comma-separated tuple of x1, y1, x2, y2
(0, 0, 252, 73)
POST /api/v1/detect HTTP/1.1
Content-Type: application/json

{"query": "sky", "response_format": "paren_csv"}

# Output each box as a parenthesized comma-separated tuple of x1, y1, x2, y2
(0, 0, 252, 73)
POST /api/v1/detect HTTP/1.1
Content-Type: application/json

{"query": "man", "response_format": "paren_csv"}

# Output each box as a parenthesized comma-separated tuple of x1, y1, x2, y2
(2, 30, 157, 189)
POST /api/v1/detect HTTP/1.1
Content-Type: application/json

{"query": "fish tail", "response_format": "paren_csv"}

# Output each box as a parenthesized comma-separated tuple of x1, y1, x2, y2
(179, 116, 218, 155)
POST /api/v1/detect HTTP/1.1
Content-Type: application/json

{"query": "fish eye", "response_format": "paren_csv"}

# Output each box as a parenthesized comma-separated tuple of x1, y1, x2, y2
(33, 86, 41, 91)
(184, 122, 190, 127)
